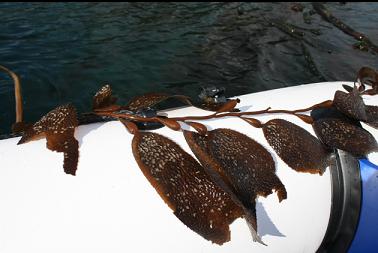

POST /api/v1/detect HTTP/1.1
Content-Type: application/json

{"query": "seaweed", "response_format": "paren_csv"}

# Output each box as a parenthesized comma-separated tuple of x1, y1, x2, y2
(312, 3, 378, 53)
(263, 119, 331, 175)
(17, 104, 79, 175)
(92, 84, 118, 110)
(183, 128, 286, 244)
(333, 89, 367, 121)
(365, 105, 378, 129)
(357, 67, 378, 95)
(313, 118, 378, 156)
(132, 131, 245, 245)
(124, 92, 192, 112)
(6, 65, 378, 246)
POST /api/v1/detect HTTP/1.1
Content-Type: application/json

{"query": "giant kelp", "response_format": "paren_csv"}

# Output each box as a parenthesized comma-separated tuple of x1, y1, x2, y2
(365, 105, 378, 129)
(17, 104, 79, 175)
(262, 119, 331, 175)
(132, 131, 245, 245)
(9, 66, 378, 246)
(313, 118, 378, 156)
(184, 129, 286, 241)
(333, 89, 368, 121)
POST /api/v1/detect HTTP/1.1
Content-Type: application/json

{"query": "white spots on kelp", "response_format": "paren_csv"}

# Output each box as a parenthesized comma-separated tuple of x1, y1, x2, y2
(132, 132, 243, 245)
(18, 104, 79, 176)
(313, 118, 378, 156)
(263, 118, 330, 174)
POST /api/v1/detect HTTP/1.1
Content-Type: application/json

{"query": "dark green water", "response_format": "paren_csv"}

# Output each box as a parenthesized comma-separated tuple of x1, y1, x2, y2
(0, 2, 377, 134)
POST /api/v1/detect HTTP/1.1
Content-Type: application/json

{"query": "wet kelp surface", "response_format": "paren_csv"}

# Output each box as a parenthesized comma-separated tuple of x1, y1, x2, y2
(262, 119, 331, 175)
(1, 2, 378, 133)
(132, 131, 246, 245)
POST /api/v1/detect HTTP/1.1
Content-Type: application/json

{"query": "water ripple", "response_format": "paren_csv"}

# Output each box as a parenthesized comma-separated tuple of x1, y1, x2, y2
(0, 2, 377, 134)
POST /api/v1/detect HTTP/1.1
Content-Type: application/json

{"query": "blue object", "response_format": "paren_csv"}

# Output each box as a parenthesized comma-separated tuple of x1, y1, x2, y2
(348, 159, 378, 253)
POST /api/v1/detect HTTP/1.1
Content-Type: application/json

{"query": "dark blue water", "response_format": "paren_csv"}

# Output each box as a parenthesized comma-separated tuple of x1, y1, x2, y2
(0, 2, 377, 134)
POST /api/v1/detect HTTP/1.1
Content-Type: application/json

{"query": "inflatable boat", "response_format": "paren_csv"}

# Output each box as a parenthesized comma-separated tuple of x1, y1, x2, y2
(0, 81, 377, 253)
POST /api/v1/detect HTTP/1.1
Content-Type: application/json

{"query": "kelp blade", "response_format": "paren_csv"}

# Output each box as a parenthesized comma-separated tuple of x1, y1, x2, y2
(333, 90, 367, 121)
(46, 130, 79, 175)
(125, 93, 192, 112)
(365, 105, 378, 129)
(125, 93, 171, 111)
(184, 129, 286, 243)
(313, 118, 378, 156)
(357, 66, 378, 88)
(263, 119, 331, 175)
(204, 129, 286, 202)
(310, 106, 361, 126)
(17, 104, 79, 175)
(93, 85, 117, 110)
(132, 132, 245, 245)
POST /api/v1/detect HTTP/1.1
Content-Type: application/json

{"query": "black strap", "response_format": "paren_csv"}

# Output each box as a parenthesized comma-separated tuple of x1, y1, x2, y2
(316, 150, 362, 253)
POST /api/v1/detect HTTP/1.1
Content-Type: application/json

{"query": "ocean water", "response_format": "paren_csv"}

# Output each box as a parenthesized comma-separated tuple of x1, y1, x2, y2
(0, 2, 377, 134)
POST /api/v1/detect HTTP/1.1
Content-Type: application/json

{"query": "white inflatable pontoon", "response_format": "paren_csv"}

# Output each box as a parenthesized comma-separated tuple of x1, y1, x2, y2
(0, 81, 377, 253)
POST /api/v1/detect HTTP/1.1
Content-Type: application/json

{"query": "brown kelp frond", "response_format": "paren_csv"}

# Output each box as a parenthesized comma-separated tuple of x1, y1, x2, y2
(333, 89, 367, 121)
(342, 84, 354, 93)
(183, 130, 237, 194)
(18, 104, 78, 144)
(46, 130, 79, 175)
(92, 84, 118, 110)
(313, 118, 378, 156)
(132, 132, 245, 245)
(357, 67, 378, 88)
(4, 65, 378, 246)
(207, 129, 286, 202)
(365, 105, 378, 129)
(263, 119, 331, 175)
(357, 67, 378, 95)
(183, 129, 266, 244)
(125, 92, 192, 112)
(184, 129, 286, 242)
(125, 93, 171, 111)
(18, 104, 79, 175)
(310, 106, 360, 127)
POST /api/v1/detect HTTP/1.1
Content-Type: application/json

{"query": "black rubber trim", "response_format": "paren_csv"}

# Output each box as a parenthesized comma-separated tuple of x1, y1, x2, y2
(316, 150, 362, 253)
